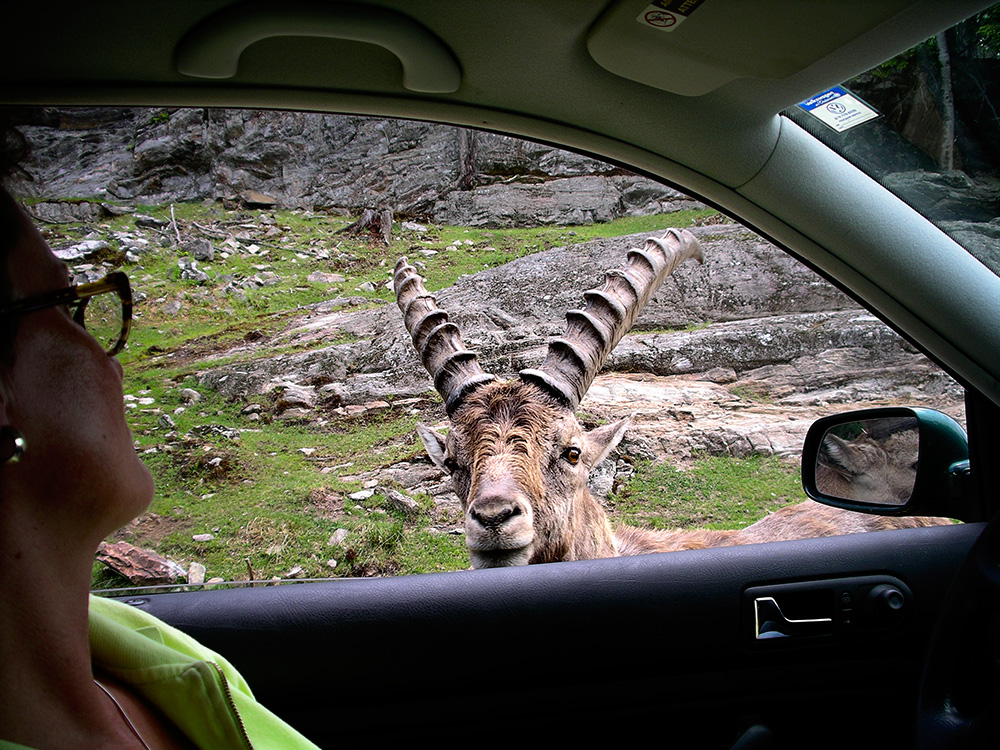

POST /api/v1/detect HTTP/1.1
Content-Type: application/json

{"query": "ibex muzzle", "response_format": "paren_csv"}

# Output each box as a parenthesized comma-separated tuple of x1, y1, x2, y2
(464, 464, 535, 568)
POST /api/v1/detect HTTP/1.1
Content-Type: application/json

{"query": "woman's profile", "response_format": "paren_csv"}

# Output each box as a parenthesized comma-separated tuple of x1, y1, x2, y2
(0, 124, 320, 750)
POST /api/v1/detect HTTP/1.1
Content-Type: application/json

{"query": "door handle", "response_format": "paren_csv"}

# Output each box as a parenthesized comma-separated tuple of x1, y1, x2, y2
(746, 575, 912, 643)
(754, 596, 833, 639)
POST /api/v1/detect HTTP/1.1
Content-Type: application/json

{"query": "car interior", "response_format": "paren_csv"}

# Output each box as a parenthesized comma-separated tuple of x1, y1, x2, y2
(3, 1, 1000, 747)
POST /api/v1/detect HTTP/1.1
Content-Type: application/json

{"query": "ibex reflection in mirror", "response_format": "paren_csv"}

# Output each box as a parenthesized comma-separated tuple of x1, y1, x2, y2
(395, 229, 949, 569)
(816, 417, 920, 506)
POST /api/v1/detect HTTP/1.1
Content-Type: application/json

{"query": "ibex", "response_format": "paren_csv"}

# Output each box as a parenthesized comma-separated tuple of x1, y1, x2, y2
(816, 420, 919, 505)
(394, 229, 946, 569)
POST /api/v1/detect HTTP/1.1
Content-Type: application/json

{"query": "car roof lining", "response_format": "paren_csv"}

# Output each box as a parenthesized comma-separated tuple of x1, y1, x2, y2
(4, 1, 990, 186)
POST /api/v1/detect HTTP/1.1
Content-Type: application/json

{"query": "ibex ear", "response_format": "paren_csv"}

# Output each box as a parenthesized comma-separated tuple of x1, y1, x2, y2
(584, 416, 631, 467)
(415, 422, 450, 471)
(819, 433, 860, 477)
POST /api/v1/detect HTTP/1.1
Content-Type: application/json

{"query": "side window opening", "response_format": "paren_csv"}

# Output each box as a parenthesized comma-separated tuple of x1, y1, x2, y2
(4, 106, 963, 593)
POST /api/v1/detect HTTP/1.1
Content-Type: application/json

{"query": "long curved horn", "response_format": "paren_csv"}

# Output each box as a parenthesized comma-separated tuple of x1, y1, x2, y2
(520, 228, 704, 410)
(394, 257, 496, 414)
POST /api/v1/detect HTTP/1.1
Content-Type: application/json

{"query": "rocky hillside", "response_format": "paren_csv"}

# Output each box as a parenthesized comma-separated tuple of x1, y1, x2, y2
(13, 107, 699, 226)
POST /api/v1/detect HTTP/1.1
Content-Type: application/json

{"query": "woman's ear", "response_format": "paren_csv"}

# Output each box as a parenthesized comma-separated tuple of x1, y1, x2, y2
(0, 425, 25, 463)
(0, 375, 25, 463)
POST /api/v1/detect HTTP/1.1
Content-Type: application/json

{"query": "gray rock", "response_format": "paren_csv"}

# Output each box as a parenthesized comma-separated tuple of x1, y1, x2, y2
(15, 109, 697, 226)
(187, 561, 207, 585)
(135, 214, 169, 228)
(54, 239, 110, 260)
(587, 459, 617, 499)
(178, 259, 209, 282)
(96, 541, 187, 586)
(307, 271, 346, 284)
(385, 488, 420, 515)
(328, 529, 350, 546)
(180, 388, 201, 403)
(183, 237, 215, 261)
(28, 201, 108, 224)
(881, 171, 1000, 222)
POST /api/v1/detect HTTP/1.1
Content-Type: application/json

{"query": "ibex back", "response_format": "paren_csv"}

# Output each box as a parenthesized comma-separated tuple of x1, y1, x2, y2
(395, 230, 948, 569)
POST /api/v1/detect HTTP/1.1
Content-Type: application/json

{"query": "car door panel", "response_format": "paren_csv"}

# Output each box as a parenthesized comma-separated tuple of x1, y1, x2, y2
(121, 522, 981, 747)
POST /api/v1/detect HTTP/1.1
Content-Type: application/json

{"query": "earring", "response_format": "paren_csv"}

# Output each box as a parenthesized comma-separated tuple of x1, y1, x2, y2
(0, 426, 25, 464)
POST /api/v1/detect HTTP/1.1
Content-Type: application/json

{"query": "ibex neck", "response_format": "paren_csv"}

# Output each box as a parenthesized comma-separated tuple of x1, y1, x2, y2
(569, 490, 619, 561)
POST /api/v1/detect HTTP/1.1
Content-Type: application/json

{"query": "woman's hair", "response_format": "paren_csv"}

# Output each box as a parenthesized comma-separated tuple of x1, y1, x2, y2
(0, 121, 32, 361)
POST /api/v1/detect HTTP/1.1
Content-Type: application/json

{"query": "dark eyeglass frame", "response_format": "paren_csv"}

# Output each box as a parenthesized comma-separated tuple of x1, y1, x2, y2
(0, 271, 132, 355)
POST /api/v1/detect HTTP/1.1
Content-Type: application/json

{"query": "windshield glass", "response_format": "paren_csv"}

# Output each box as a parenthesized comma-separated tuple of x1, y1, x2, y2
(783, 5, 1000, 277)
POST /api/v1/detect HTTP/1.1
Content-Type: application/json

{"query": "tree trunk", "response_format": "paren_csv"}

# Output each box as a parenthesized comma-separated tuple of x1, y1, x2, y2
(338, 208, 394, 245)
(936, 31, 955, 171)
(456, 128, 478, 190)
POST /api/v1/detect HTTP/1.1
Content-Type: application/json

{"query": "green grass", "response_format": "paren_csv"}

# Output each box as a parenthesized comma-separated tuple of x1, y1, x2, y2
(87, 203, 715, 378)
(610, 455, 803, 531)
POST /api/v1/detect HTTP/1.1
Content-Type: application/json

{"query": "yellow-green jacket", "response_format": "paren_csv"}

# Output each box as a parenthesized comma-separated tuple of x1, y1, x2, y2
(0, 595, 321, 750)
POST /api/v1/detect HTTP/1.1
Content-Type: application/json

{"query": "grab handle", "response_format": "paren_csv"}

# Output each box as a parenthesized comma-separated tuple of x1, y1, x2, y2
(175, 0, 461, 93)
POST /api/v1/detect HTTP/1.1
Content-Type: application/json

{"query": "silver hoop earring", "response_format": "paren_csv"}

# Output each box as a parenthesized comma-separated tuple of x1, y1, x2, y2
(0, 427, 25, 464)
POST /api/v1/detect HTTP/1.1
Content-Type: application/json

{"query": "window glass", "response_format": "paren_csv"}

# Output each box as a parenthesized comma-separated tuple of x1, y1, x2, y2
(4, 106, 964, 593)
(784, 5, 1000, 276)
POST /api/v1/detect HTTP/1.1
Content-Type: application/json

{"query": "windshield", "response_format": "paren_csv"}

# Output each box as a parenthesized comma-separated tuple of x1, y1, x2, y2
(783, 5, 1000, 277)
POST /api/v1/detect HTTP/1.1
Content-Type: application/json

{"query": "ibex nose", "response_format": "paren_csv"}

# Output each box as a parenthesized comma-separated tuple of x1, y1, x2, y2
(469, 496, 523, 530)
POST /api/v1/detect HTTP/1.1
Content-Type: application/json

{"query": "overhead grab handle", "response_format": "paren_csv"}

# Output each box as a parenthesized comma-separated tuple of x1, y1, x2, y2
(175, 0, 461, 93)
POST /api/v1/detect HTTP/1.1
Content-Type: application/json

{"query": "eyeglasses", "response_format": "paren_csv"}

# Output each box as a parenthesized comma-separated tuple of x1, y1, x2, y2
(0, 271, 132, 355)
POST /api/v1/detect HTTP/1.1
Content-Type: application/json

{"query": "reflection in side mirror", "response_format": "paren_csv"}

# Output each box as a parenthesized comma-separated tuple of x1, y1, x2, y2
(815, 417, 918, 507)
(802, 407, 972, 521)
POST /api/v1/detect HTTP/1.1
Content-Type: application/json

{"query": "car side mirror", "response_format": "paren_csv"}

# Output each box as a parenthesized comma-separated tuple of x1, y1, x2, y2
(801, 407, 972, 521)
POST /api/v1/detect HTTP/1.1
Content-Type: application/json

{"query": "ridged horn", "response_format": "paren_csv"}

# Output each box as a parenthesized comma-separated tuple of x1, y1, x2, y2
(394, 257, 496, 414)
(520, 228, 704, 410)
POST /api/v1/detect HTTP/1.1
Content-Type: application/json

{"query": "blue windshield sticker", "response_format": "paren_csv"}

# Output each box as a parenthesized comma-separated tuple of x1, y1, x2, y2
(798, 86, 880, 132)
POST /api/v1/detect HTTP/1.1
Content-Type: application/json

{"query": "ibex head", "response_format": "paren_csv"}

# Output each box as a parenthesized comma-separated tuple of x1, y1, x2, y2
(817, 420, 919, 505)
(395, 229, 703, 568)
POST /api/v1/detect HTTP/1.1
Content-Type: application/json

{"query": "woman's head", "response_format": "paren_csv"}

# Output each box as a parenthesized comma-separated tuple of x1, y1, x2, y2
(0, 123, 153, 537)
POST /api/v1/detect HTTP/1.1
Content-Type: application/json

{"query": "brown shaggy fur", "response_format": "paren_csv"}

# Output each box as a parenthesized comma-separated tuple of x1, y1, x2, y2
(614, 501, 951, 555)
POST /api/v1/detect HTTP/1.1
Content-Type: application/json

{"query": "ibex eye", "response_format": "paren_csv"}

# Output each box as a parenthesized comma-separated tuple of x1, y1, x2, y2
(564, 447, 582, 465)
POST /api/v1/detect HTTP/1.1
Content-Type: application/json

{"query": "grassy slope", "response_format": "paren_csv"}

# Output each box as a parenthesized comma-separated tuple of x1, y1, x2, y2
(44, 202, 801, 589)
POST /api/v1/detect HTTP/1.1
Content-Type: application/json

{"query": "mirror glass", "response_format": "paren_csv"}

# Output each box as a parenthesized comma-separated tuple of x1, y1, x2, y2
(815, 417, 919, 506)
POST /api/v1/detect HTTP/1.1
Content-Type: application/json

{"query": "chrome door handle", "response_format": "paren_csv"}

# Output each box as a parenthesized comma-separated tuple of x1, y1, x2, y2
(754, 596, 833, 639)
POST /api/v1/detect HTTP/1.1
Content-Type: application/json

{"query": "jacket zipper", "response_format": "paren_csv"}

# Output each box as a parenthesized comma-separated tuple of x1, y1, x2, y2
(209, 661, 254, 750)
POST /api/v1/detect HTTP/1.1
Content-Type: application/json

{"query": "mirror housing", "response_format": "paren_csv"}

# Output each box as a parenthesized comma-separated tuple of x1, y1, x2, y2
(802, 407, 972, 521)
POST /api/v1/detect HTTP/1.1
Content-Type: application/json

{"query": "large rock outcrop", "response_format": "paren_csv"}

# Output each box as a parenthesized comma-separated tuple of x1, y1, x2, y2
(13, 107, 696, 226)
